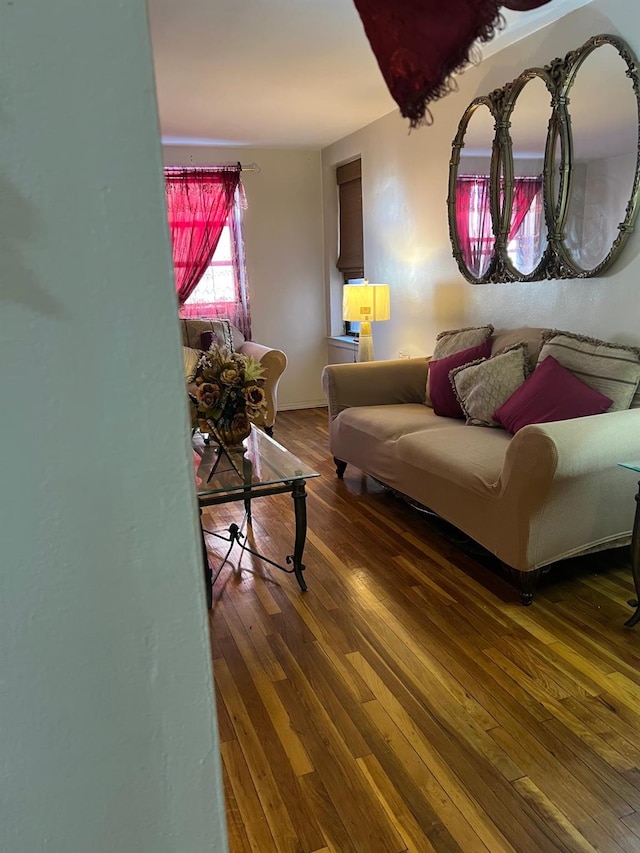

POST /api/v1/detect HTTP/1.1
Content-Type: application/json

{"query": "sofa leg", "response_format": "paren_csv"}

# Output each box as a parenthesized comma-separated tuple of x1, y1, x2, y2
(519, 575, 537, 606)
(334, 457, 347, 479)
(506, 566, 548, 606)
(265, 425, 274, 437)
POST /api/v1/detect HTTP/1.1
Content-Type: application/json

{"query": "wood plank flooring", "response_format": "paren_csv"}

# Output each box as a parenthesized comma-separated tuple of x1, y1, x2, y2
(203, 408, 640, 853)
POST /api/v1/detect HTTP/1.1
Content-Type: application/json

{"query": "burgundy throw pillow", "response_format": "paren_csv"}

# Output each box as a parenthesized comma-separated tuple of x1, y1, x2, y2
(200, 331, 214, 351)
(493, 355, 613, 435)
(429, 338, 492, 418)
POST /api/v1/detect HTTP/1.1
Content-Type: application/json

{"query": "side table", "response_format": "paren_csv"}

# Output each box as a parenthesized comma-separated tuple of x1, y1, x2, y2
(618, 462, 640, 628)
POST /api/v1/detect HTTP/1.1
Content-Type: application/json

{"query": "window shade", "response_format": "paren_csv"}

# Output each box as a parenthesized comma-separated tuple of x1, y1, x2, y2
(336, 159, 363, 279)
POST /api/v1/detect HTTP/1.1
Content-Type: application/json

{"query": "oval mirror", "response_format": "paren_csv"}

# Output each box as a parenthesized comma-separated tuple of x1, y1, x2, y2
(448, 34, 640, 282)
(503, 73, 552, 277)
(560, 38, 640, 274)
(449, 100, 497, 282)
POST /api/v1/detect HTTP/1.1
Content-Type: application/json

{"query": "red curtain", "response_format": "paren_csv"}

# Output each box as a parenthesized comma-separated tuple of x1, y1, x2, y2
(509, 176, 543, 241)
(507, 176, 544, 272)
(456, 176, 493, 277)
(351, 0, 553, 126)
(455, 178, 473, 266)
(178, 184, 252, 340)
(456, 175, 543, 276)
(165, 167, 240, 305)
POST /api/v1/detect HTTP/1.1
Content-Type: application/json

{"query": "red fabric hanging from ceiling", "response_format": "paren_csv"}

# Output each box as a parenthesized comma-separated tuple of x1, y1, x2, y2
(502, 0, 553, 9)
(352, 0, 553, 127)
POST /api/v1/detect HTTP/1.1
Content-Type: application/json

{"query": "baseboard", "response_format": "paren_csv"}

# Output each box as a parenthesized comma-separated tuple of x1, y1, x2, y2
(279, 399, 327, 411)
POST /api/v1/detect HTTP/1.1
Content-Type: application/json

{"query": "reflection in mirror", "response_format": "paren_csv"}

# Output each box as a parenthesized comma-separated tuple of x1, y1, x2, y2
(563, 42, 638, 272)
(455, 104, 495, 279)
(506, 76, 550, 275)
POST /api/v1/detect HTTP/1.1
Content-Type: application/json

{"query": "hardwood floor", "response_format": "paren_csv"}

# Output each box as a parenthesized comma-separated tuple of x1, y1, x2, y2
(203, 408, 640, 853)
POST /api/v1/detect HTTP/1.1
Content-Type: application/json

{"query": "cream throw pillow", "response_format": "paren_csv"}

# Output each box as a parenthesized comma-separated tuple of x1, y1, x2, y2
(450, 344, 528, 427)
(183, 346, 200, 383)
(425, 324, 494, 407)
(537, 330, 640, 412)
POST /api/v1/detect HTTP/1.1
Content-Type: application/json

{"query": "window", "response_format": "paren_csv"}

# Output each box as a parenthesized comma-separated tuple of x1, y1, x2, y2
(336, 159, 363, 335)
(178, 187, 250, 336)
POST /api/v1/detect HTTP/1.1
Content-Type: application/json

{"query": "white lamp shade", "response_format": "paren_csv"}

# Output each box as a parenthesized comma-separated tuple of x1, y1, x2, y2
(342, 282, 390, 323)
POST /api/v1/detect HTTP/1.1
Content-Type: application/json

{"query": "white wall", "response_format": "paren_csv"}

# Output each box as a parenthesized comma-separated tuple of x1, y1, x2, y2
(164, 146, 327, 408)
(1, 3, 227, 852)
(322, 0, 640, 360)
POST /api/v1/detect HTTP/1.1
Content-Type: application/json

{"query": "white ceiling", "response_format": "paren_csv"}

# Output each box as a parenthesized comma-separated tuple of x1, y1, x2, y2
(147, 0, 596, 149)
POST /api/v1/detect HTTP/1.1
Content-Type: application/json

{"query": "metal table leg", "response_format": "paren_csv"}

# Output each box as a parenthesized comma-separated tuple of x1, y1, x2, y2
(288, 479, 308, 591)
(625, 480, 640, 628)
(242, 454, 253, 522)
(199, 507, 213, 610)
(198, 476, 311, 594)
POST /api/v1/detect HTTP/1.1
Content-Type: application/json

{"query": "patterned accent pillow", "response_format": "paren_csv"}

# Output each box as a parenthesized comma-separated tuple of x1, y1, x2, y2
(429, 338, 493, 418)
(537, 330, 640, 412)
(425, 324, 494, 407)
(450, 343, 529, 427)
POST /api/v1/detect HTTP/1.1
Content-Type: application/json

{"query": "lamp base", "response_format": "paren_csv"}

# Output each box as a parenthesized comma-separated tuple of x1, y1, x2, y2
(357, 321, 375, 362)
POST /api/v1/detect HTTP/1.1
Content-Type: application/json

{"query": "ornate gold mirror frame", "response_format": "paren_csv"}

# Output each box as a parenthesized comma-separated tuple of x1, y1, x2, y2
(448, 34, 640, 283)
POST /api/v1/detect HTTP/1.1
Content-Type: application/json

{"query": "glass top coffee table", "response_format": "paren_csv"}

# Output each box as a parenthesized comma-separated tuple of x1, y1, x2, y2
(193, 427, 320, 607)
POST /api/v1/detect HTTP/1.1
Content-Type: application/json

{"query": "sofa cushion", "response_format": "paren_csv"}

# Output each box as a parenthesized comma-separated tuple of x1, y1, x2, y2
(180, 318, 242, 353)
(433, 324, 494, 358)
(491, 327, 548, 370)
(334, 401, 510, 499)
(494, 355, 613, 434)
(425, 324, 493, 407)
(396, 420, 511, 493)
(334, 403, 455, 488)
(429, 339, 492, 418)
(537, 330, 640, 412)
(451, 343, 529, 427)
(338, 402, 443, 442)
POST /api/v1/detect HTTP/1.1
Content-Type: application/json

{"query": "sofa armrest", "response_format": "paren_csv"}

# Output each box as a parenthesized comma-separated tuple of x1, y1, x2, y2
(500, 408, 640, 492)
(322, 358, 430, 419)
(238, 341, 287, 430)
(492, 408, 640, 570)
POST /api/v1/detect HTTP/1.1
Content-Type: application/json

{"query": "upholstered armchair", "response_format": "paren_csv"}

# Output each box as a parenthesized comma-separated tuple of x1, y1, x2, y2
(180, 318, 287, 436)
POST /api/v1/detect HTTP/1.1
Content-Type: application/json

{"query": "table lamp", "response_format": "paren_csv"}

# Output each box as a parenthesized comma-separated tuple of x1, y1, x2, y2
(342, 282, 390, 362)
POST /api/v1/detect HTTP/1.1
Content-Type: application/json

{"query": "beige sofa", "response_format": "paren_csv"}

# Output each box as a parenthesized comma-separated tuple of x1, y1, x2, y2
(180, 318, 287, 435)
(321, 327, 640, 603)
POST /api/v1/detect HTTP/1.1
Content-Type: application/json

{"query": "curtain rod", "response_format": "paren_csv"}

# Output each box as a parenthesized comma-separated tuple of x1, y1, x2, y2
(166, 162, 260, 173)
